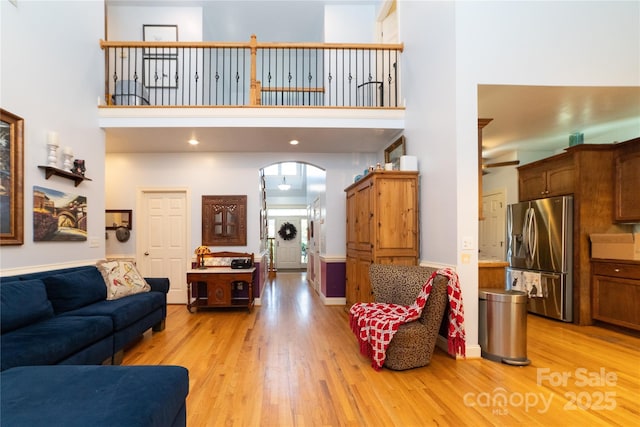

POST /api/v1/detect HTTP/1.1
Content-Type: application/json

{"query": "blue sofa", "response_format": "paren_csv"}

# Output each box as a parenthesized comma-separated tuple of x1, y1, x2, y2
(0, 265, 189, 426)
(0, 265, 169, 371)
(1, 365, 189, 427)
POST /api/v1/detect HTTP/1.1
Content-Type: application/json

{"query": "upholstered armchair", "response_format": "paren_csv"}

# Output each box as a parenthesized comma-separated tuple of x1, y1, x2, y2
(368, 264, 449, 370)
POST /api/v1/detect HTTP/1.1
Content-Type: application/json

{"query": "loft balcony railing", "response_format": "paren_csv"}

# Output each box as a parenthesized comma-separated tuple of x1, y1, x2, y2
(100, 35, 403, 108)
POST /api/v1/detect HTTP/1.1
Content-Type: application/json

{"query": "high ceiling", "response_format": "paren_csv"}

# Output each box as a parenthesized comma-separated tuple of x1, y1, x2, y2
(479, 85, 640, 161)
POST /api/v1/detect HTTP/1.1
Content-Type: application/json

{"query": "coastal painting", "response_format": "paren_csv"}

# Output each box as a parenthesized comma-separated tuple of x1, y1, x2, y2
(33, 186, 87, 241)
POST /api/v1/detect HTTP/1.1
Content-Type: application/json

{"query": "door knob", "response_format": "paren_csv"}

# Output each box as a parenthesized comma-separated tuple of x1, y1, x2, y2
(144, 251, 149, 256)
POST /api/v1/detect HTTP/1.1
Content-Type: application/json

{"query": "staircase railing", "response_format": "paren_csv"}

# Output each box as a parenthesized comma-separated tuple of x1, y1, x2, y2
(100, 35, 403, 108)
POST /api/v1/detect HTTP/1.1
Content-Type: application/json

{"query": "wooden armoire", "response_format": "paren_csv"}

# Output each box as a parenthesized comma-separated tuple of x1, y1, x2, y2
(345, 171, 419, 307)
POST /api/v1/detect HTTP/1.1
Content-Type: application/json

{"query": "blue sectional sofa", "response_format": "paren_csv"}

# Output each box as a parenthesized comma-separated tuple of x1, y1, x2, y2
(1, 365, 189, 427)
(0, 265, 169, 371)
(1, 265, 189, 426)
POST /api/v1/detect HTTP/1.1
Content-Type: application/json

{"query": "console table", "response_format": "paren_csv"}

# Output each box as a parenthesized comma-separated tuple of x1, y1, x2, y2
(186, 268, 255, 313)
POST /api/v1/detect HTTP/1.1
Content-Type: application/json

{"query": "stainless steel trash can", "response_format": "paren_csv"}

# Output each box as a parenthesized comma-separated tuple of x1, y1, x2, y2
(479, 289, 530, 366)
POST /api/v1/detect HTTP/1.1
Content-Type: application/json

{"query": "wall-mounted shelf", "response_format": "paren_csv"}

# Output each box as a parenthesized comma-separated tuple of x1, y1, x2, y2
(38, 165, 92, 187)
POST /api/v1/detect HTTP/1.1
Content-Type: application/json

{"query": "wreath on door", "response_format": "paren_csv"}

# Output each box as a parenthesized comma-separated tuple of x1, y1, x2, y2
(278, 222, 297, 241)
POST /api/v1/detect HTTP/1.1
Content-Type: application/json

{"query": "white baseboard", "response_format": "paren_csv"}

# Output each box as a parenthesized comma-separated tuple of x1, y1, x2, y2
(322, 296, 347, 306)
(436, 335, 482, 359)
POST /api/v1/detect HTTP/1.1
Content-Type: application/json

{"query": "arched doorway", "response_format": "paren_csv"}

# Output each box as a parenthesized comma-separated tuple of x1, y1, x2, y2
(260, 161, 326, 288)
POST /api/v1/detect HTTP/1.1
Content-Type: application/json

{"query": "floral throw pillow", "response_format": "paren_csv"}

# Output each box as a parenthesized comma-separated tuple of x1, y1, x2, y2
(96, 260, 150, 300)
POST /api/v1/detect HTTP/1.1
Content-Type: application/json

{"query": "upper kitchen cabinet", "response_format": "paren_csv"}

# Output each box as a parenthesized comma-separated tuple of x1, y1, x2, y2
(518, 153, 574, 201)
(614, 137, 640, 222)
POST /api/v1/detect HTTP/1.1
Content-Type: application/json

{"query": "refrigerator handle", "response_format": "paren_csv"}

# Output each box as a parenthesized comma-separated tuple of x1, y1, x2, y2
(530, 209, 538, 263)
(524, 208, 536, 264)
(541, 273, 561, 298)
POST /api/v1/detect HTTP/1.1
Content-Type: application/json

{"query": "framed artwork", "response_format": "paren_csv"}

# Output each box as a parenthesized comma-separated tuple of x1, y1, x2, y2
(105, 209, 132, 230)
(384, 135, 406, 170)
(0, 108, 24, 245)
(33, 186, 87, 241)
(202, 195, 247, 246)
(144, 58, 178, 88)
(143, 24, 178, 58)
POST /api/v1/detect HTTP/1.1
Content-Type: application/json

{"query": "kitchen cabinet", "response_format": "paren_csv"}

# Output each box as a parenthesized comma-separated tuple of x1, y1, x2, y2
(478, 261, 509, 288)
(518, 154, 574, 201)
(345, 171, 419, 307)
(517, 144, 621, 325)
(591, 259, 640, 331)
(614, 137, 640, 222)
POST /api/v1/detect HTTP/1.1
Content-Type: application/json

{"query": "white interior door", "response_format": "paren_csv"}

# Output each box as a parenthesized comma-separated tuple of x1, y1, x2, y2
(137, 190, 189, 304)
(479, 190, 506, 261)
(275, 217, 301, 270)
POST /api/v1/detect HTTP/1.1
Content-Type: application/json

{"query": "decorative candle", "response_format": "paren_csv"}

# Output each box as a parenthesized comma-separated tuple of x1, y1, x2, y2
(62, 147, 74, 171)
(47, 131, 59, 147)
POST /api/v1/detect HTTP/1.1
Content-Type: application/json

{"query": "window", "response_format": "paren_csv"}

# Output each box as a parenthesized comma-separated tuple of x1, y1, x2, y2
(202, 195, 247, 246)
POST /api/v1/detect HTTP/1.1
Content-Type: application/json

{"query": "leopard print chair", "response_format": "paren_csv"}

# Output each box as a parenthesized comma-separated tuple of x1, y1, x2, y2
(369, 263, 449, 370)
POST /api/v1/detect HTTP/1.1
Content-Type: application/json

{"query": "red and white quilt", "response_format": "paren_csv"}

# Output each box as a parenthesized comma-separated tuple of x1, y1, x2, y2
(349, 268, 465, 370)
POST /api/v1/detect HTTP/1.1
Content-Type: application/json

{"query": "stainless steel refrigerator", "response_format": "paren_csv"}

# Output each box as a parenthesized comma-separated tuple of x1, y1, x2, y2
(506, 195, 573, 322)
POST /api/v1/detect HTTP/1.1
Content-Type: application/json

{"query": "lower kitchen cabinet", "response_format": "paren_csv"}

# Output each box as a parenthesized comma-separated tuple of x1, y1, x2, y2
(591, 259, 640, 331)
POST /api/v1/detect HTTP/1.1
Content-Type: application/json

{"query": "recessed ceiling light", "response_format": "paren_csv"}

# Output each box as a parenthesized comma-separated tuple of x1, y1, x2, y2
(188, 139, 199, 146)
(289, 139, 299, 145)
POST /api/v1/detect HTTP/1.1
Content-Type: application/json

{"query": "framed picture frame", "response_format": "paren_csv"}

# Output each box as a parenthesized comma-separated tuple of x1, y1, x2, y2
(202, 195, 247, 246)
(144, 58, 178, 88)
(0, 108, 24, 245)
(143, 24, 178, 58)
(384, 135, 406, 170)
(105, 209, 132, 230)
(33, 186, 87, 241)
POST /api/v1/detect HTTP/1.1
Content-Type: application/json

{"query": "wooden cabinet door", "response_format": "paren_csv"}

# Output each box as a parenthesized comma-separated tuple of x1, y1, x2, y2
(346, 251, 373, 305)
(545, 160, 574, 197)
(592, 275, 640, 330)
(614, 139, 640, 222)
(345, 253, 358, 307)
(207, 280, 231, 306)
(355, 253, 373, 303)
(375, 176, 418, 254)
(519, 166, 547, 201)
(354, 181, 372, 252)
(346, 190, 358, 250)
(518, 155, 574, 201)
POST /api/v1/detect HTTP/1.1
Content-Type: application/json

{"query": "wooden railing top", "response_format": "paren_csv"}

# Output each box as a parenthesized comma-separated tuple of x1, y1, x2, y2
(99, 38, 404, 52)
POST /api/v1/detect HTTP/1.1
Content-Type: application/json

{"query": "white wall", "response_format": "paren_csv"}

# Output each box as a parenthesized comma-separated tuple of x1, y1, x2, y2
(105, 151, 376, 259)
(399, 0, 640, 355)
(324, 4, 377, 43)
(0, 0, 105, 273)
(107, 6, 203, 41)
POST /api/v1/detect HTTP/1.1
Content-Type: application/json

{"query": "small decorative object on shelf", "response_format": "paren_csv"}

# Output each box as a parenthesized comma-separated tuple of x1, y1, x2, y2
(62, 146, 73, 171)
(278, 222, 297, 241)
(73, 159, 86, 176)
(46, 131, 59, 167)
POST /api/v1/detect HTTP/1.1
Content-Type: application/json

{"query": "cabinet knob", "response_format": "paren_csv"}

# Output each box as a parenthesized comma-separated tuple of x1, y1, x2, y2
(614, 268, 620, 272)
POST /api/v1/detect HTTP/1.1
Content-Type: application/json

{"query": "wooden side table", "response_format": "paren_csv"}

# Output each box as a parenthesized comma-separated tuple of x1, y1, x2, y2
(186, 267, 255, 313)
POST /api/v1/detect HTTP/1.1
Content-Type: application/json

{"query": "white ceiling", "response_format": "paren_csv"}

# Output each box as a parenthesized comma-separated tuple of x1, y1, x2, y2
(479, 85, 640, 161)
(105, 126, 401, 154)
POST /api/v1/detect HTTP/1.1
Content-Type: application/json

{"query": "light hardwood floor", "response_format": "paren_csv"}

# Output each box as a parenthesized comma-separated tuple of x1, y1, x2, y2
(124, 272, 640, 426)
